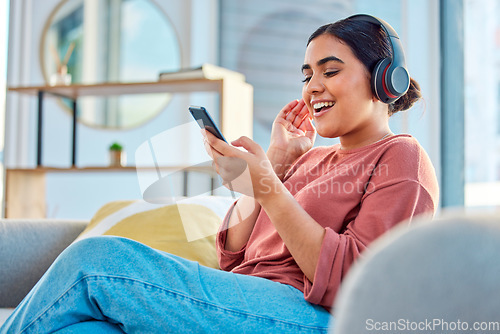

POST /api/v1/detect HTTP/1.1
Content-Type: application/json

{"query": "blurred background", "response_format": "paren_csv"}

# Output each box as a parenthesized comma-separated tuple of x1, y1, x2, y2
(0, 0, 498, 219)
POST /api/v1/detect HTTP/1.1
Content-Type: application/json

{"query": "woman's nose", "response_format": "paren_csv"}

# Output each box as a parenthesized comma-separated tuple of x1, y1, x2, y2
(305, 74, 325, 95)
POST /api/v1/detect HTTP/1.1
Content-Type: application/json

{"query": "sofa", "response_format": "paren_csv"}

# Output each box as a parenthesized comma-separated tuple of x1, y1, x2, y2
(331, 212, 500, 333)
(0, 219, 88, 323)
(0, 196, 236, 326)
(2, 206, 499, 332)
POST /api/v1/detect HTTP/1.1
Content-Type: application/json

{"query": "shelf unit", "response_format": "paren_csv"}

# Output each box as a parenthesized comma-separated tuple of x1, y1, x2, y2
(5, 165, 218, 219)
(5, 68, 253, 218)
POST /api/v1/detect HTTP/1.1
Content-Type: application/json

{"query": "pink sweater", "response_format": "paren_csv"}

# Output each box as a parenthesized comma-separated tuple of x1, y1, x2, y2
(216, 134, 439, 310)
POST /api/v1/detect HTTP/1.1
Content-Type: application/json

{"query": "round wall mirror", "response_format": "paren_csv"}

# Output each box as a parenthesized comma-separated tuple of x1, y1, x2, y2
(41, 0, 181, 129)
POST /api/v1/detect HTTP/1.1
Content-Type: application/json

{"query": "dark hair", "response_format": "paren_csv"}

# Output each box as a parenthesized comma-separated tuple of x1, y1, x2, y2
(307, 17, 421, 115)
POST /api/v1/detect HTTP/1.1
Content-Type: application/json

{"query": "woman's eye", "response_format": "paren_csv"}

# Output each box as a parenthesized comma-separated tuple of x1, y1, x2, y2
(324, 71, 339, 77)
(302, 70, 338, 83)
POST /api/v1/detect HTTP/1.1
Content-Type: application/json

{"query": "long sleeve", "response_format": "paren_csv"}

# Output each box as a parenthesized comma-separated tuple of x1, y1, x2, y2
(303, 179, 436, 307)
(216, 201, 248, 271)
(299, 135, 439, 308)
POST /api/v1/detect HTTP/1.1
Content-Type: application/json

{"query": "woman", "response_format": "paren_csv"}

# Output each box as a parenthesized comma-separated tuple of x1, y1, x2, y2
(1, 15, 438, 333)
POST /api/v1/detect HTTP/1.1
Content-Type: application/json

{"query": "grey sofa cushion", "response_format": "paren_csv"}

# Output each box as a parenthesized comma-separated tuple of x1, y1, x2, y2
(0, 219, 88, 307)
(0, 308, 14, 326)
(332, 213, 500, 334)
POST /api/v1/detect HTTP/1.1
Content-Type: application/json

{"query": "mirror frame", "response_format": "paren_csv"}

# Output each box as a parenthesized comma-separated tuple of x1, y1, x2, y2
(39, 0, 183, 130)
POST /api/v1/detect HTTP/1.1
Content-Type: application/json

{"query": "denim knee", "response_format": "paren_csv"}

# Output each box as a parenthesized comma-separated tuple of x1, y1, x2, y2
(68, 235, 132, 254)
(54, 236, 140, 277)
(64, 236, 131, 260)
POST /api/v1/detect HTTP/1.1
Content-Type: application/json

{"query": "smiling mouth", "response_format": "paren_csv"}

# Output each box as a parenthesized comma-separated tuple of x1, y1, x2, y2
(313, 101, 335, 114)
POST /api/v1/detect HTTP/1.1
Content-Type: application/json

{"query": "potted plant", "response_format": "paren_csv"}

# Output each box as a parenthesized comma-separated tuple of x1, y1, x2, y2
(109, 142, 125, 167)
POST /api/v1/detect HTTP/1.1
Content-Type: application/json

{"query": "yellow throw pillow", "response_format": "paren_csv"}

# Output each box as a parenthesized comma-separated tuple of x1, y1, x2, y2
(75, 196, 235, 269)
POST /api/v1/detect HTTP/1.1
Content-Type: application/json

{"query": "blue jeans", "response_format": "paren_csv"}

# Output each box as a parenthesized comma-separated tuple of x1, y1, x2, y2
(1, 236, 332, 333)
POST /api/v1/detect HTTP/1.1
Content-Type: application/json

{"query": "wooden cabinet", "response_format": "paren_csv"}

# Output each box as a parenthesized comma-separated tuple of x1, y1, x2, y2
(4, 166, 218, 218)
(5, 67, 253, 218)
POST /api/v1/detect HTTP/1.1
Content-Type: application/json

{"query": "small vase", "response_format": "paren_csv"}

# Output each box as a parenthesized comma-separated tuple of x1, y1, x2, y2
(49, 72, 72, 86)
(109, 150, 125, 167)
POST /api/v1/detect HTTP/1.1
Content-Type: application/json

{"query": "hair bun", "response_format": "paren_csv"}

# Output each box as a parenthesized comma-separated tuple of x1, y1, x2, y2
(390, 77, 422, 114)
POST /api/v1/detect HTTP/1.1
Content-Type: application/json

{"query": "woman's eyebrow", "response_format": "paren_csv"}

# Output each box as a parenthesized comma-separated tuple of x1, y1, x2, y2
(301, 56, 344, 72)
(317, 56, 344, 66)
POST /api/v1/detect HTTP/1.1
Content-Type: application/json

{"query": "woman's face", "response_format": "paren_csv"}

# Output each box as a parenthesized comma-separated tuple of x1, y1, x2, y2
(301, 33, 386, 140)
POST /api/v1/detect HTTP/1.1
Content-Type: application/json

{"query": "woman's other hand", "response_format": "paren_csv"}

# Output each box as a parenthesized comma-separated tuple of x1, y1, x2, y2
(267, 99, 316, 179)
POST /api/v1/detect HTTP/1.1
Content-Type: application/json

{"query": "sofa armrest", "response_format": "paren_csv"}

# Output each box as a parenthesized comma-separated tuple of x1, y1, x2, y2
(0, 219, 88, 307)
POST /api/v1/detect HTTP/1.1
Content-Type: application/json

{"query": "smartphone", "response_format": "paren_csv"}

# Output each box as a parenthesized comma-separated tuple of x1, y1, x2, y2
(189, 105, 237, 199)
(189, 106, 227, 142)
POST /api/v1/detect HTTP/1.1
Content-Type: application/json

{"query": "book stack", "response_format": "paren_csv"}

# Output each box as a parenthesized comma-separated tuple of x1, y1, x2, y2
(158, 63, 245, 81)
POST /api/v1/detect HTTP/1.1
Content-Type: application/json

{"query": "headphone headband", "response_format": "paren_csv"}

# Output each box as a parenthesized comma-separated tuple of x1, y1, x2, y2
(346, 14, 410, 103)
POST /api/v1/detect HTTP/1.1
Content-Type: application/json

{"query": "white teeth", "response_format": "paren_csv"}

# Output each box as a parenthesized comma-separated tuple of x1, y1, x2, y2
(313, 101, 335, 110)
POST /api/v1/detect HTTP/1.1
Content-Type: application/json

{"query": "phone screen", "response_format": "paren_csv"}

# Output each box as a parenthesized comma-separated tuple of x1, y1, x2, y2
(189, 106, 228, 142)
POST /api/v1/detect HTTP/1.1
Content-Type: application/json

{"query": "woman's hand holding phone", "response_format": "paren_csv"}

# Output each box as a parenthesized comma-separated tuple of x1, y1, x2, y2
(202, 129, 281, 203)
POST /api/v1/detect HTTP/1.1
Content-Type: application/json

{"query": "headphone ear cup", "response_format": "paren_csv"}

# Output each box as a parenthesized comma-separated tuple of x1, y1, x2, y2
(387, 65, 410, 97)
(371, 58, 392, 103)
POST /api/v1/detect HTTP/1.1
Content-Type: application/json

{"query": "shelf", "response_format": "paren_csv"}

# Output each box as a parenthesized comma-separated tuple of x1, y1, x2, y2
(5, 65, 253, 218)
(8, 65, 253, 167)
(8, 79, 225, 99)
(7, 165, 216, 174)
(4, 165, 219, 219)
